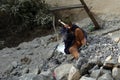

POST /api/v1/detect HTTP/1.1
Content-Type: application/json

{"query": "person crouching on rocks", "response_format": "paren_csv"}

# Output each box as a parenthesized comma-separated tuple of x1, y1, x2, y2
(59, 19, 87, 59)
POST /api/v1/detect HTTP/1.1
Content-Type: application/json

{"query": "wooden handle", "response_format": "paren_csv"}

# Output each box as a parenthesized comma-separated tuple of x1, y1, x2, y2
(58, 19, 66, 26)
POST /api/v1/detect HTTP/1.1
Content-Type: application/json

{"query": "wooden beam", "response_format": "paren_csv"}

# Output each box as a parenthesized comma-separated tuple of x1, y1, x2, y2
(80, 0, 100, 30)
(49, 4, 84, 11)
(52, 16, 59, 41)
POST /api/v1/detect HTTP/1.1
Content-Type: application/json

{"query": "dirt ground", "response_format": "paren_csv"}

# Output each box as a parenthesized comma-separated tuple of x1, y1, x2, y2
(46, 0, 120, 20)
(47, 0, 120, 15)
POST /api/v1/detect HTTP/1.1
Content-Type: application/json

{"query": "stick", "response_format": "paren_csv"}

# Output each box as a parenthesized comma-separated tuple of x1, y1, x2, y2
(58, 19, 66, 26)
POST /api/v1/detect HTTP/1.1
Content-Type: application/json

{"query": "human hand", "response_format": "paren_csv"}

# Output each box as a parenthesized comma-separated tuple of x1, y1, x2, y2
(64, 24, 71, 29)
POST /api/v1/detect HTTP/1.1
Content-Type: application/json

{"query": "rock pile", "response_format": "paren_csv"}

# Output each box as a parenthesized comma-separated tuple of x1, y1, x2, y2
(0, 33, 120, 80)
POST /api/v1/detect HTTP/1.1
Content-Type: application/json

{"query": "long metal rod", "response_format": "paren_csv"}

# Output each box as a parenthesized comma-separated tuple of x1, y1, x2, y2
(49, 4, 84, 11)
(80, 0, 100, 30)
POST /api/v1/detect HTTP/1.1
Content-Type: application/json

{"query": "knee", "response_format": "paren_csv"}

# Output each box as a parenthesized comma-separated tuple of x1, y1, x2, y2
(69, 47, 74, 53)
(69, 46, 79, 59)
(69, 46, 76, 52)
(76, 28, 80, 31)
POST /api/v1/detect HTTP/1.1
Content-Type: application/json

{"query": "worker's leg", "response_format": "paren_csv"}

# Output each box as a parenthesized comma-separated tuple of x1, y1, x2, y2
(69, 45, 79, 59)
(75, 28, 86, 46)
(69, 28, 86, 59)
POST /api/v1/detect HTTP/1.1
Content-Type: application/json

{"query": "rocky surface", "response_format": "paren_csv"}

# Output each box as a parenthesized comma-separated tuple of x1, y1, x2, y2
(0, 13, 120, 80)
(1, 0, 120, 79)
(0, 30, 120, 80)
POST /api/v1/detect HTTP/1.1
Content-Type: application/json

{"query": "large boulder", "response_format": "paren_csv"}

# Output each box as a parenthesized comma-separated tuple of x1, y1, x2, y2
(98, 73, 113, 80)
(54, 64, 73, 80)
(68, 65, 81, 80)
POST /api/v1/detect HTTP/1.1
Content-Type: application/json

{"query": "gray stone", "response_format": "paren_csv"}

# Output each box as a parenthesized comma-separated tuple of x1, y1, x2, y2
(22, 68, 29, 74)
(80, 63, 95, 76)
(11, 69, 18, 76)
(4, 64, 14, 75)
(98, 73, 113, 80)
(105, 59, 118, 65)
(11, 61, 18, 68)
(25, 52, 34, 55)
(118, 56, 120, 63)
(46, 49, 54, 59)
(32, 75, 44, 80)
(10, 76, 19, 80)
(68, 65, 81, 80)
(32, 67, 41, 75)
(80, 76, 96, 80)
(113, 37, 120, 43)
(1, 47, 15, 54)
(40, 70, 54, 80)
(88, 57, 102, 67)
(54, 63, 73, 80)
(40, 70, 52, 77)
(32, 75, 51, 80)
(112, 67, 120, 80)
(102, 69, 111, 74)
(19, 73, 37, 80)
(18, 42, 29, 49)
(3, 76, 19, 80)
(90, 68, 111, 79)
(75, 57, 88, 69)
(104, 59, 118, 69)
(32, 47, 53, 60)
(16, 49, 26, 54)
(118, 42, 120, 49)
(89, 65, 99, 73)
(18, 42, 39, 50)
(90, 70, 101, 78)
(66, 54, 74, 62)
(31, 43, 39, 48)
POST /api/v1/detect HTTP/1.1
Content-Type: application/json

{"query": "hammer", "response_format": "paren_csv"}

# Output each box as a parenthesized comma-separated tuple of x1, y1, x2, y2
(58, 19, 71, 29)
(58, 19, 66, 26)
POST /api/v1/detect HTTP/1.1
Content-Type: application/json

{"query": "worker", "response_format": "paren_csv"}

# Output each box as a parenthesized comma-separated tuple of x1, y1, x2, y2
(59, 19, 87, 59)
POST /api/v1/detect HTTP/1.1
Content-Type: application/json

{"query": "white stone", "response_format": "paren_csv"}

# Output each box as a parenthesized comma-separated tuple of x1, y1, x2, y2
(80, 76, 95, 80)
(108, 33, 112, 36)
(54, 64, 73, 80)
(105, 55, 112, 62)
(56, 42, 65, 55)
(40, 70, 51, 77)
(118, 56, 120, 63)
(113, 37, 120, 43)
(68, 65, 80, 80)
